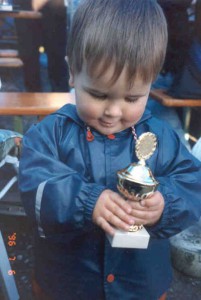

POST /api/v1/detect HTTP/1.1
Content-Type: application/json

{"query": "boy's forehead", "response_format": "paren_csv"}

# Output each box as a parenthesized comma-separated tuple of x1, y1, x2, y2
(79, 62, 151, 92)
(88, 61, 119, 83)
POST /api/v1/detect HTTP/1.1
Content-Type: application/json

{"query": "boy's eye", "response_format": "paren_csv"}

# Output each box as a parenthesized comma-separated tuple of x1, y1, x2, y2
(89, 92, 107, 100)
(125, 97, 139, 103)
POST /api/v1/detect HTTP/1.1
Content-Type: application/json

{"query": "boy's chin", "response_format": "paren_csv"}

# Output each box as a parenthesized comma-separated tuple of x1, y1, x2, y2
(90, 122, 130, 136)
(97, 126, 123, 136)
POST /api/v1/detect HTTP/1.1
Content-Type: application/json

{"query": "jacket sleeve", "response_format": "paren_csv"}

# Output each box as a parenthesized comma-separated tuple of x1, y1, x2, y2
(19, 120, 106, 240)
(147, 122, 201, 238)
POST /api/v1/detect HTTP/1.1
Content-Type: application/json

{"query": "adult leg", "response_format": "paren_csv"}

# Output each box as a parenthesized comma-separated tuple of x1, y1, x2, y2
(13, 0, 42, 91)
(42, 3, 69, 92)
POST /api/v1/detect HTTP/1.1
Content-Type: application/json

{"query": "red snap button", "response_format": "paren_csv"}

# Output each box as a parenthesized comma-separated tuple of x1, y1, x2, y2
(107, 274, 115, 283)
(107, 134, 115, 140)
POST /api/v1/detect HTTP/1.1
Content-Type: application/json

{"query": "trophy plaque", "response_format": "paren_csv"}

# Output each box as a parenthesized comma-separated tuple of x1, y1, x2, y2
(107, 132, 159, 249)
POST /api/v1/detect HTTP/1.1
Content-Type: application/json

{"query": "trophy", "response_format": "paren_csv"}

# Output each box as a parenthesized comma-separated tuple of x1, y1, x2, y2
(107, 132, 159, 249)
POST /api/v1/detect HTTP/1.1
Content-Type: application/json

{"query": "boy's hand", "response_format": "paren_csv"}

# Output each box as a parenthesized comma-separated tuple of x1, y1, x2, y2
(92, 189, 135, 236)
(127, 191, 165, 226)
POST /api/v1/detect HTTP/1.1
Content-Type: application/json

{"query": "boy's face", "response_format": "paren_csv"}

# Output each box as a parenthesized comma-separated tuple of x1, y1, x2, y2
(69, 63, 151, 135)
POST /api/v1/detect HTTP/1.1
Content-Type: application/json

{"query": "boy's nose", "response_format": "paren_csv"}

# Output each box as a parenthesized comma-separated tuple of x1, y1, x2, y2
(104, 101, 122, 118)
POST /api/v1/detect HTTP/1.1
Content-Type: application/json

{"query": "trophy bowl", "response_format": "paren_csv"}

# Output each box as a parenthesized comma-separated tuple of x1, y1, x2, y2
(117, 162, 159, 200)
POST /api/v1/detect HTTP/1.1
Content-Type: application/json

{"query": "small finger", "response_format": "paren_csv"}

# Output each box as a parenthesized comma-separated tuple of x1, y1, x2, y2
(106, 211, 133, 231)
(112, 194, 132, 214)
(132, 210, 159, 225)
(96, 216, 115, 236)
(107, 203, 135, 225)
(127, 200, 146, 211)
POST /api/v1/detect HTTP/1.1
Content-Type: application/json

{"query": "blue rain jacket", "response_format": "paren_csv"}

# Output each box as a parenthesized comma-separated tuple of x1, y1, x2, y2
(19, 104, 201, 300)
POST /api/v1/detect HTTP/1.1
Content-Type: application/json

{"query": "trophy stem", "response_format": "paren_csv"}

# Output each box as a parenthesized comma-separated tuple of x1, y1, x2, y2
(129, 225, 143, 232)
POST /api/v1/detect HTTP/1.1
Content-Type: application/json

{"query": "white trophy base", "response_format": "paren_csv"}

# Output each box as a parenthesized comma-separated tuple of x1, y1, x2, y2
(107, 227, 150, 249)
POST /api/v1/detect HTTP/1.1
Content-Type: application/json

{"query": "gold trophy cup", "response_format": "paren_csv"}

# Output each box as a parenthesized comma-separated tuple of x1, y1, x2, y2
(107, 132, 158, 248)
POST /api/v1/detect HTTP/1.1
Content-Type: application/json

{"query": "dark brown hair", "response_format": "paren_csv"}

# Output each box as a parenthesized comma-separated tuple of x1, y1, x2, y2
(67, 0, 168, 85)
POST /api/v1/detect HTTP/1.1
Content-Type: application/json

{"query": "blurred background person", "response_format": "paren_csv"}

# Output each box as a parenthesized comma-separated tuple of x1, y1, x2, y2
(13, 0, 69, 92)
(158, 0, 193, 77)
(159, 0, 201, 141)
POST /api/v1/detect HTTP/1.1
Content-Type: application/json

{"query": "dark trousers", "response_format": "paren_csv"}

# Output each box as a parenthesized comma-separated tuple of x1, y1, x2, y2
(13, 0, 69, 92)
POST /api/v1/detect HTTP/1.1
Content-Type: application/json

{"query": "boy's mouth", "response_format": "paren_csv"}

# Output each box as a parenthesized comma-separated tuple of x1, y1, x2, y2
(99, 120, 115, 128)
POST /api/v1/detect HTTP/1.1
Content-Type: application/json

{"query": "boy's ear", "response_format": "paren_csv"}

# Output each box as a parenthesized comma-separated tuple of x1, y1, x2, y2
(65, 56, 74, 87)
(69, 70, 74, 88)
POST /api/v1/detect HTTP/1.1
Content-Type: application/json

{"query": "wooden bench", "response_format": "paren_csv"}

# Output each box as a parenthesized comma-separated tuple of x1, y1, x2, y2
(0, 50, 19, 58)
(150, 89, 201, 138)
(0, 57, 23, 68)
(150, 89, 201, 107)
(0, 49, 22, 68)
(0, 92, 75, 120)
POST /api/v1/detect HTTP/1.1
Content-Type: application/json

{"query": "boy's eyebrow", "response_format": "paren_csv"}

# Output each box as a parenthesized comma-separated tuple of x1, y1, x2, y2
(84, 86, 149, 97)
(126, 92, 148, 97)
(83, 87, 106, 94)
